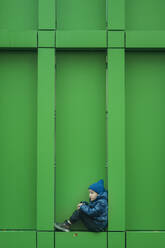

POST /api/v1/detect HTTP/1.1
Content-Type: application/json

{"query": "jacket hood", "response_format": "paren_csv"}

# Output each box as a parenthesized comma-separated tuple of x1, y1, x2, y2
(97, 190, 108, 200)
(90, 189, 108, 202)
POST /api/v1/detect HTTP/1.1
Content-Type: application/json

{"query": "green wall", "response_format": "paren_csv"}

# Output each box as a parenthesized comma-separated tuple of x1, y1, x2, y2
(126, 51, 165, 230)
(55, 51, 106, 230)
(0, 51, 37, 229)
(0, 0, 164, 247)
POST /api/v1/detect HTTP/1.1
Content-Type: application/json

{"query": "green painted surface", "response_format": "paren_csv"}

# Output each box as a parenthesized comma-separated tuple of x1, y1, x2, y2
(126, 52, 165, 230)
(37, 48, 55, 230)
(55, 51, 106, 230)
(108, 232, 125, 248)
(56, 31, 106, 48)
(126, 31, 165, 48)
(38, 0, 55, 29)
(0, 231, 36, 248)
(108, 49, 125, 231)
(127, 232, 165, 248)
(126, 0, 165, 30)
(108, 0, 125, 30)
(55, 232, 106, 247)
(56, 0, 106, 30)
(0, 30, 37, 48)
(0, 51, 37, 229)
(37, 232, 54, 248)
(0, 0, 37, 30)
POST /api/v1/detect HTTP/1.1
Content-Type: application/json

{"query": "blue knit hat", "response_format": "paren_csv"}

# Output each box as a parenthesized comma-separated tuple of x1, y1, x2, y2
(88, 179, 105, 194)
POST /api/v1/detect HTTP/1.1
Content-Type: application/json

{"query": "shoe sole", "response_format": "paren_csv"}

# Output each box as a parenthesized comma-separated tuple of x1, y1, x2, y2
(54, 223, 70, 232)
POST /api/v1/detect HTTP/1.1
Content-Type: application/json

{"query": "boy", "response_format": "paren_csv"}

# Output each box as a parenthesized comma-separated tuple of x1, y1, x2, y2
(54, 179, 108, 232)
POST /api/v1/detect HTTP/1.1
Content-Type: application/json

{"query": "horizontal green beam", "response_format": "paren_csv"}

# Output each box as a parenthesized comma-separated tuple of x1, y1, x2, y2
(0, 30, 37, 48)
(1, 30, 165, 49)
(127, 231, 165, 247)
(126, 31, 165, 48)
(0, 231, 36, 247)
(108, 232, 125, 248)
(37, 232, 54, 248)
(56, 30, 107, 48)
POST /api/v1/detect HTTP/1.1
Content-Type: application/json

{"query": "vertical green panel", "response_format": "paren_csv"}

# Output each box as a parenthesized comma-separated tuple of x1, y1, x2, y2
(126, 0, 165, 30)
(108, 49, 125, 231)
(126, 52, 165, 230)
(38, 0, 56, 29)
(108, 232, 125, 248)
(57, 0, 106, 30)
(0, 231, 36, 248)
(37, 48, 55, 230)
(108, 0, 125, 30)
(37, 232, 54, 248)
(55, 232, 106, 248)
(127, 232, 165, 248)
(0, 0, 37, 30)
(55, 51, 106, 230)
(0, 51, 37, 229)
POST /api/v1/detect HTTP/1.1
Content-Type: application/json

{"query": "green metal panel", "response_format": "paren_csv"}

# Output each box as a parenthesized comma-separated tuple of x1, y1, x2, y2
(0, 231, 36, 248)
(55, 232, 107, 248)
(126, 0, 165, 30)
(55, 50, 106, 230)
(56, 0, 106, 30)
(56, 31, 107, 48)
(108, 232, 125, 248)
(38, 0, 56, 29)
(108, 48, 125, 231)
(0, 51, 37, 229)
(0, 0, 37, 30)
(2, 0, 165, 244)
(0, 30, 37, 48)
(37, 232, 54, 248)
(126, 31, 165, 48)
(126, 51, 165, 230)
(107, 0, 125, 30)
(37, 48, 55, 230)
(127, 232, 165, 248)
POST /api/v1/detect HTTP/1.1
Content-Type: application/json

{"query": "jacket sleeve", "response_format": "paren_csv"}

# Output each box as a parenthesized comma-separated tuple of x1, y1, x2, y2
(79, 200, 105, 217)
(81, 201, 89, 205)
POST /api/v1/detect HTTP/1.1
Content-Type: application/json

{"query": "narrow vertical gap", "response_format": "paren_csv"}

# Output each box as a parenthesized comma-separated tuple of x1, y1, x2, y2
(55, 0, 57, 29)
(54, 229, 55, 248)
(105, 50, 108, 226)
(107, 231, 108, 248)
(36, 231, 38, 248)
(125, 231, 127, 248)
(106, 0, 108, 29)
(37, 31, 38, 48)
(54, 49, 57, 229)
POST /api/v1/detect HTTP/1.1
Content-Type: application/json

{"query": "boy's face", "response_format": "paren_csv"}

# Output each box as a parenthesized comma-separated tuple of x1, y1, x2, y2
(88, 189, 98, 201)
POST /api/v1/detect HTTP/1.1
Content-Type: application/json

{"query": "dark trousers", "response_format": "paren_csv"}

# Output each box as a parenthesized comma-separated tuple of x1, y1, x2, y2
(69, 209, 103, 232)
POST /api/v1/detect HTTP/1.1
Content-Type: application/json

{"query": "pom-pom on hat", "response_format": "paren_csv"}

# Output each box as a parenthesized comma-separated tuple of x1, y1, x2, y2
(88, 179, 105, 194)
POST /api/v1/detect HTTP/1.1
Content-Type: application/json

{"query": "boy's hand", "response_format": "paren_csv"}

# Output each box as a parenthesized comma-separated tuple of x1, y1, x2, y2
(77, 203, 83, 210)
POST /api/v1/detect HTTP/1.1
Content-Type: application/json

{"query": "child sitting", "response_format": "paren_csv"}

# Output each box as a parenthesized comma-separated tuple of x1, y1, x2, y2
(54, 179, 108, 232)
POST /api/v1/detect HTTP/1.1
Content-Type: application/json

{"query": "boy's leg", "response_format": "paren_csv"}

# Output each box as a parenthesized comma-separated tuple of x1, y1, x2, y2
(68, 209, 82, 224)
(68, 209, 104, 232)
(79, 212, 103, 232)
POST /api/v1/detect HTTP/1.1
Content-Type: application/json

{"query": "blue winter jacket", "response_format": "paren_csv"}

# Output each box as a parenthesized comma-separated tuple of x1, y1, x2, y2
(79, 190, 108, 230)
